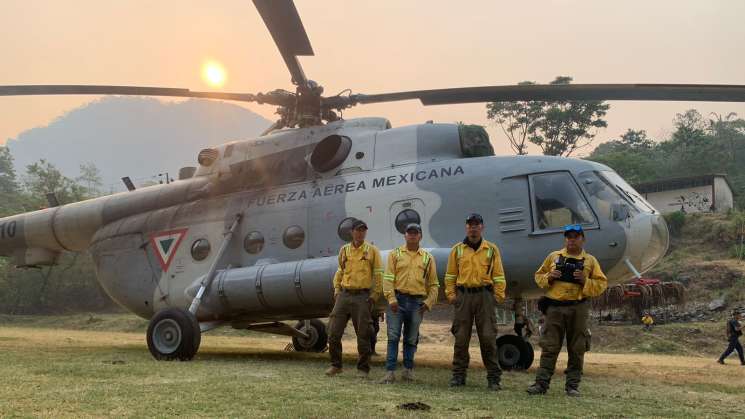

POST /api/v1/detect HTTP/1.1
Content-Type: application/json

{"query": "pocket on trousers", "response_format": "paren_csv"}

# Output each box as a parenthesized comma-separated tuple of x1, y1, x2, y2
(584, 329, 592, 352)
(455, 291, 464, 308)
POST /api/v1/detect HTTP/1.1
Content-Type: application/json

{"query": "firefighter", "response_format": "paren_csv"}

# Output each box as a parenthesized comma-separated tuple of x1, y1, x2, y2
(325, 219, 384, 378)
(641, 312, 654, 331)
(379, 223, 438, 384)
(527, 224, 608, 397)
(444, 213, 506, 390)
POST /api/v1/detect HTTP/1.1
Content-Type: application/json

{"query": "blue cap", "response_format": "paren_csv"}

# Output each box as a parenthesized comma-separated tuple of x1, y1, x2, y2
(563, 224, 584, 236)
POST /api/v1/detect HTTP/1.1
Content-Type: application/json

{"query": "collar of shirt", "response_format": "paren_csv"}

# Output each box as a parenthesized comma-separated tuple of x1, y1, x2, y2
(350, 241, 370, 251)
(399, 245, 424, 256)
(462, 237, 483, 252)
(559, 247, 587, 259)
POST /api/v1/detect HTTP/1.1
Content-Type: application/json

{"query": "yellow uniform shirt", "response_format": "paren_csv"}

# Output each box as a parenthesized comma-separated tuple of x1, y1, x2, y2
(382, 246, 439, 309)
(444, 239, 506, 302)
(534, 248, 608, 301)
(332, 241, 384, 300)
(642, 315, 654, 325)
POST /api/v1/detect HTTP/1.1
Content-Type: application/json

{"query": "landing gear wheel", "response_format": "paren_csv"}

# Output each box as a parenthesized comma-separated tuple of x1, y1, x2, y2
(147, 308, 201, 361)
(496, 334, 534, 370)
(292, 319, 328, 352)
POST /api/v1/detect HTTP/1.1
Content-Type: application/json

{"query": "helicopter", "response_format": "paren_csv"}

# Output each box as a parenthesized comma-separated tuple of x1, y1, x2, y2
(1, 0, 745, 369)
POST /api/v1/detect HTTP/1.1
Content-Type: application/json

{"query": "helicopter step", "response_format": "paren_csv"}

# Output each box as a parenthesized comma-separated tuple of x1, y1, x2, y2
(232, 319, 328, 353)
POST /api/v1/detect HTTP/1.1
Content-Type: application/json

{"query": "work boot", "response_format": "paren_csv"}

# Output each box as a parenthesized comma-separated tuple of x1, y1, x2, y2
(448, 375, 466, 388)
(717, 359, 725, 365)
(565, 387, 581, 397)
(378, 371, 395, 384)
(325, 366, 343, 377)
(526, 381, 548, 395)
(487, 378, 502, 391)
(357, 369, 370, 380)
(401, 368, 414, 382)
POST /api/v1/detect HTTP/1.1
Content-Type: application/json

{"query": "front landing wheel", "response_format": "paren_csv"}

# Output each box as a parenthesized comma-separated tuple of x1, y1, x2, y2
(496, 334, 534, 370)
(147, 308, 201, 361)
(292, 319, 328, 352)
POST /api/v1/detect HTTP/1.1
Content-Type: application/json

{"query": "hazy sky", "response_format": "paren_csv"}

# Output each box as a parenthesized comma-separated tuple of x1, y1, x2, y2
(1, 0, 744, 155)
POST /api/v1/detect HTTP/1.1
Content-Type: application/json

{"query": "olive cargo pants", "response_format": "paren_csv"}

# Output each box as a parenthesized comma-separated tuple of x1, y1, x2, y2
(535, 300, 590, 389)
(450, 288, 502, 381)
(328, 291, 373, 372)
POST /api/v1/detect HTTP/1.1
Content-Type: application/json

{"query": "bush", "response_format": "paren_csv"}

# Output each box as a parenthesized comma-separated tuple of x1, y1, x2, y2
(664, 211, 686, 237)
(732, 244, 745, 260)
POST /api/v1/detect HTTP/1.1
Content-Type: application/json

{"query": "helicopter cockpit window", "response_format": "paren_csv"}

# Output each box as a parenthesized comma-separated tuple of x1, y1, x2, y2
(337, 217, 356, 242)
(530, 172, 595, 232)
(310, 135, 352, 172)
(244, 231, 265, 254)
(283, 225, 305, 249)
(395, 209, 421, 234)
(191, 239, 211, 261)
(577, 170, 639, 221)
(225, 145, 309, 191)
(599, 171, 656, 214)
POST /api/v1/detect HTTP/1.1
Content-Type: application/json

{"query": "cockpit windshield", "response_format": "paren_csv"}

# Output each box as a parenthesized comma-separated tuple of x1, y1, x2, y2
(599, 171, 657, 214)
(577, 170, 634, 221)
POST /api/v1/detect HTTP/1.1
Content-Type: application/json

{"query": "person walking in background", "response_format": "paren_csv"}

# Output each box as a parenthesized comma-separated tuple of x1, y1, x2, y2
(717, 310, 744, 366)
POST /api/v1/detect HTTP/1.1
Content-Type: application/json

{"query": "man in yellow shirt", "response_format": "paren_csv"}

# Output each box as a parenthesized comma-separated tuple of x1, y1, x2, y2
(527, 224, 608, 397)
(444, 213, 506, 390)
(326, 219, 384, 378)
(379, 223, 438, 384)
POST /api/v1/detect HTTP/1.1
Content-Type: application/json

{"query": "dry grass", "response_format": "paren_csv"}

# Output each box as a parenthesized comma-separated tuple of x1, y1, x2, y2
(2, 316, 745, 418)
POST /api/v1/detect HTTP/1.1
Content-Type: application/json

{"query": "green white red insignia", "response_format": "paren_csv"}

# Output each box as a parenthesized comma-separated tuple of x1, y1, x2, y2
(149, 228, 188, 272)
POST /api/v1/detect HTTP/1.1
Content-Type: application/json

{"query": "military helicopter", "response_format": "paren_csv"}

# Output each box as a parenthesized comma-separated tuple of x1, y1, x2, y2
(1, 0, 745, 368)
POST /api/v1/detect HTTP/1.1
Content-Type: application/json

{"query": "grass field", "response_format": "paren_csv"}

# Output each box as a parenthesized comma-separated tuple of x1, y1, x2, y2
(1, 315, 744, 418)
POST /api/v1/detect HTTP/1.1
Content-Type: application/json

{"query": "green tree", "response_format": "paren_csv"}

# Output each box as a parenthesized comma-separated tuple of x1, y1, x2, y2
(24, 159, 87, 207)
(587, 130, 659, 184)
(486, 81, 542, 155)
(587, 109, 745, 208)
(0, 146, 19, 195)
(486, 76, 610, 156)
(0, 146, 27, 217)
(528, 76, 610, 156)
(76, 162, 103, 197)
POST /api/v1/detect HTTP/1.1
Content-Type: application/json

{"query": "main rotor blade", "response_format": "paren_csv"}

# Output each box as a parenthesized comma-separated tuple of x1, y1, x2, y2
(351, 84, 745, 106)
(253, 0, 313, 88)
(0, 85, 263, 102)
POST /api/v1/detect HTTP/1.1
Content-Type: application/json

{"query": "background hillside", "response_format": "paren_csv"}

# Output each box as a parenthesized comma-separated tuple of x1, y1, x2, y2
(5, 97, 272, 191)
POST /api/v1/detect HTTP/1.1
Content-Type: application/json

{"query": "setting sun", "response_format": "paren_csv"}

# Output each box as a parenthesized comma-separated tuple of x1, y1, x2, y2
(202, 60, 226, 88)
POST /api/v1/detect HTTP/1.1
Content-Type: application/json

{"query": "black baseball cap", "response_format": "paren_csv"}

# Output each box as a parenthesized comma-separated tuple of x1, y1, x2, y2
(351, 219, 368, 230)
(465, 213, 483, 224)
(405, 223, 422, 233)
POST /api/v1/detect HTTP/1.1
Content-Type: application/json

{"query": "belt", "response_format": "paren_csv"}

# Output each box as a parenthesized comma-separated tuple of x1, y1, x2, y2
(456, 285, 492, 294)
(342, 288, 370, 295)
(395, 290, 425, 298)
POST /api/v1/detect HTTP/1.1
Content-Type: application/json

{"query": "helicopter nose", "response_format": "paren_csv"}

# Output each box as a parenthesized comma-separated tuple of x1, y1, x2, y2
(639, 213, 669, 272)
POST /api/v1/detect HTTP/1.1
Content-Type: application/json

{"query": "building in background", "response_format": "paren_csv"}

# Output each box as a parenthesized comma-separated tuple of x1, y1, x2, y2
(634, 174, 733, 214)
